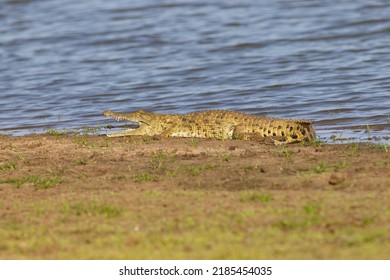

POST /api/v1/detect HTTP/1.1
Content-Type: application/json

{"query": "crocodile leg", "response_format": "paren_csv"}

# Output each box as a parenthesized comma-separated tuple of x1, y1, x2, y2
(232, 125, 268, 142)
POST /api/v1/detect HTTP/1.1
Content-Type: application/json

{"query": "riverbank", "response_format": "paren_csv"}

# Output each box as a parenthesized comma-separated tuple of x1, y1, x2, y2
(0, 134, 389, 259)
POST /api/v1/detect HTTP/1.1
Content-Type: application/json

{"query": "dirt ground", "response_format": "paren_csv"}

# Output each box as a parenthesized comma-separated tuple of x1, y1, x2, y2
(0, 133, 389, 259)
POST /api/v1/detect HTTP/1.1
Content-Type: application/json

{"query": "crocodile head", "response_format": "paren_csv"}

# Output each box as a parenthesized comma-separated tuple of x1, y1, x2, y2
(103, 110, 156, 137)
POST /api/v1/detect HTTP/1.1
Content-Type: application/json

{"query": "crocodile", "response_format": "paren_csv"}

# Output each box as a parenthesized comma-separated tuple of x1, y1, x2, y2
(103, 110, 316, 144)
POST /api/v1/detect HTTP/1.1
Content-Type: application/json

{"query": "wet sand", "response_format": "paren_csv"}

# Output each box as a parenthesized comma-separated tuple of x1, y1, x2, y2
(0, 134, 389, 259)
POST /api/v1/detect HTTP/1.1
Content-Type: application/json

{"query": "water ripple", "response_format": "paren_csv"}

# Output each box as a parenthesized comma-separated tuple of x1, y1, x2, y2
(0, 0, 389, 142)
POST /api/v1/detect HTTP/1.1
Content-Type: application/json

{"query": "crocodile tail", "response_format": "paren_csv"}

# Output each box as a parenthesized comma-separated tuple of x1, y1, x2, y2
(266, 119, 316, 142)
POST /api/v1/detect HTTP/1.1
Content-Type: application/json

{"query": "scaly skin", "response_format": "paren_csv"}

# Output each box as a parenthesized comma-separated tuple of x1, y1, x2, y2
(103, 110, 316, 144)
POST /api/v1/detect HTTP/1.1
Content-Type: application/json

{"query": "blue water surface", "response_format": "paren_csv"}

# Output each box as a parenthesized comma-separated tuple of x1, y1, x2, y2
(1, 0, 389, 142)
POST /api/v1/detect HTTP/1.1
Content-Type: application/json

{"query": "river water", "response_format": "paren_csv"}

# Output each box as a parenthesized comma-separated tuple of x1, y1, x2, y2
(1, 0, 389, 142)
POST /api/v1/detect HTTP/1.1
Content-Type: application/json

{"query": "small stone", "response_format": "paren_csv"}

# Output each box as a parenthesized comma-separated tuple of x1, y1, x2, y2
(329, 173, 346, 185)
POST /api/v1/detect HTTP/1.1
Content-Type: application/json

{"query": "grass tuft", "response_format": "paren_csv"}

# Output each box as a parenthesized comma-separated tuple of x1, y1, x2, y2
(368, 143, 389, 153)
(133, 172, 156, 183)
(74, 158, 87, 165)
(0, 162, 17, 172)
(312, 162, 327, 174)
(190, 138, 198, 148)
(0, 175, 62, 189)
(46, 128, 70, 136)
(186, 163, 216, 176)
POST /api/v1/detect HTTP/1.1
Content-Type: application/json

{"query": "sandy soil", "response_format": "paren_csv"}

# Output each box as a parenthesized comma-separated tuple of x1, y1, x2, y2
(0, 134, 389, 259)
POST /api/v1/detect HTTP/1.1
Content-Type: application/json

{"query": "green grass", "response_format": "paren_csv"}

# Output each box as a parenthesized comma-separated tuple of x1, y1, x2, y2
(272, 146, 294, 158)
(308, 161, 348, 175)
(303, 202, 321, 216)
(222, 152, 230, 162)
(186, 165, 203, 176)
(1, 186, 390, 259)
(1, 135, 389, 260)
(240, 191, 273, 203)
(278, 202, 323, 231)
(149, 150, 177, 171)
(312, 162, 328, 174)
(0, 162, 17, 172)
(46, 128, 70, 136)
(74, 158, 87, 165)
(190, 138, 198, 148)
(62, 201, 121, 218)
(186, 163, 216, 176)
(74, 137, 94, 147)
(307, 138, 325, 147)
(365, 124, 371, 136)
(333, 161, 349, 171)
(133, 172, 156, 183)
(345, 143, 360, 157)
(0, 175, 62, 189)
(280, 148, 294, 158)
(368, 143, 389, 153)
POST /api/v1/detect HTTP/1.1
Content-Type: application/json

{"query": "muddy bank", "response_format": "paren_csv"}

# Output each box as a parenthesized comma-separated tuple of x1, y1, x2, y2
(0, 135, 389, 259)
